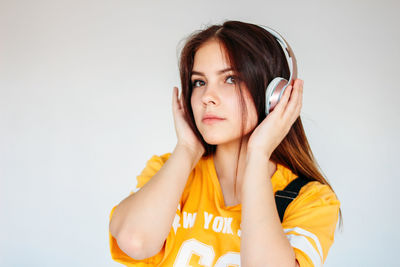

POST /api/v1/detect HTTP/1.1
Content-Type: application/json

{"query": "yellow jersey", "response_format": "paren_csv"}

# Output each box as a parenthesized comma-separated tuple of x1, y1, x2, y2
(109, 152, 340, 266)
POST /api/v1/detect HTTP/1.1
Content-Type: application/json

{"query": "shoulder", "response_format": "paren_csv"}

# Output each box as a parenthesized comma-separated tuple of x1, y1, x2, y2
(273, 163, 340, 209)
(132, 152, 172, 193)
(292, 180, 340, 215)
(140, 152, 172, 174)
(147, 152, 172, 166)
(283, 178, 340, 225)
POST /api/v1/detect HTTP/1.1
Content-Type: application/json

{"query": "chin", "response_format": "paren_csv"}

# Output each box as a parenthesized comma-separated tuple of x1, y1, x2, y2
(202, 133, 238, 146)
(201, 133, 225, 145)
(203, 137, 222, 145)
(198, 126, 242, 145)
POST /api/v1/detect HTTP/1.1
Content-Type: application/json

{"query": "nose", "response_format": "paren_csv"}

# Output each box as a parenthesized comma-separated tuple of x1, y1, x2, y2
(201, 83, 219, 107)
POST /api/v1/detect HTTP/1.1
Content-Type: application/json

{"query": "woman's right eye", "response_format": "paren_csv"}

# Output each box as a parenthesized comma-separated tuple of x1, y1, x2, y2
(192, 80, 205, 87)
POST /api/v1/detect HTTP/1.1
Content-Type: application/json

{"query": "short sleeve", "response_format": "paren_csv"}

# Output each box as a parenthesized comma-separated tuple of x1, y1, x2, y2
(108, 153, 172, 266)
(281, 181, 340, 267)
(130, 153, 172, 195)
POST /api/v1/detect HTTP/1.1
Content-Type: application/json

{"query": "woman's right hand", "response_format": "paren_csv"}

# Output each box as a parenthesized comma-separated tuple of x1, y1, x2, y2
(172, 86, 205, 158)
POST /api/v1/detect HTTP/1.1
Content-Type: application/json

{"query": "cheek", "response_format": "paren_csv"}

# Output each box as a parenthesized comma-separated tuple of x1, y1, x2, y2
(244, 97, 259, 131)
(190, 95, 200, 121)
(247, 107, 258, 130)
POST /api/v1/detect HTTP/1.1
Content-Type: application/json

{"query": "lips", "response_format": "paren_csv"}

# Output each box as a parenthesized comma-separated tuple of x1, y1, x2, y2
(202, 113, 225, 122)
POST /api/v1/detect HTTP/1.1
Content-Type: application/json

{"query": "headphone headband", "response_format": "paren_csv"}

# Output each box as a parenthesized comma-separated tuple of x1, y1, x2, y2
(260, 25, 298, 86)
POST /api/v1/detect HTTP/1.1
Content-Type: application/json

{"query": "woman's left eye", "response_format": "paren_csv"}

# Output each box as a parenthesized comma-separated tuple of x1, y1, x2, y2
(226, 75, 236, 84)
(192, 80, 204, 87)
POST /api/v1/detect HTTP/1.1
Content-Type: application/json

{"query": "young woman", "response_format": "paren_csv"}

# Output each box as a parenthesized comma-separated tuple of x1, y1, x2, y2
(108, 20, 341, 267)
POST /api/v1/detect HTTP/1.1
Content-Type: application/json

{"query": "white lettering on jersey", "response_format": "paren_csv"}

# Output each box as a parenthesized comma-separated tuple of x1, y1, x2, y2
(212, 216, 224, 232)
(174, 238, 214, 267)
(172, 203, 182, 234)
(174, 238, 241, 267)
(176, 210, 239, 236)
(204, 211, 214, 229)
(222, 217, 233, 234)
(214, 252, 241, 267)
(172, 213, 181, 234)
(183, 211, 197, 229)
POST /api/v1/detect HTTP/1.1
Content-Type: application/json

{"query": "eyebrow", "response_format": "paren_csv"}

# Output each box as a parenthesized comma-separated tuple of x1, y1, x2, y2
(191, 67, 234, 77)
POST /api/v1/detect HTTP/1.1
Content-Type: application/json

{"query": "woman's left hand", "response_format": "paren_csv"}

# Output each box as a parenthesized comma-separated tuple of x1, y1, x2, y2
(247, 78, 304, 158)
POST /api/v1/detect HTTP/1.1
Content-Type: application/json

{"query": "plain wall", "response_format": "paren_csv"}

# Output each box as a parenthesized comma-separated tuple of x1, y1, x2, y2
(1, 0, 399, 266)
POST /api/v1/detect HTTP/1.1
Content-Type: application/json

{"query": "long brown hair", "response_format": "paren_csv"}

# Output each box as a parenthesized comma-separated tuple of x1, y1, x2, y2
(177, 20, 342, 226)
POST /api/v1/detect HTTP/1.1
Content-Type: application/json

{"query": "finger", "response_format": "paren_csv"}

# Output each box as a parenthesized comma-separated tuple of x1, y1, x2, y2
(295, 80, 303, 114)
(283, 79, 303, 120)
(293, 79, 303, 113)
(271, 84, 293, 115)
(179, 91, 184, 111)
(284, 80, 300, 115)
(172, 86, 176, 110)
(173, 86, 179, 112)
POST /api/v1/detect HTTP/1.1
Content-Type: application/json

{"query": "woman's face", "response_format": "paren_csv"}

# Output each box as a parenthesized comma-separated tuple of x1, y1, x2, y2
(190, 40, 258, 145)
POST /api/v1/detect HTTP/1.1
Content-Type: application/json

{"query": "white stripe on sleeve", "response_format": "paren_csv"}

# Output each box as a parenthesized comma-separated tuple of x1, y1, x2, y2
(286, 234, 321, 267)
(284, 227, 323, 267)
(284, 227, 323, 259)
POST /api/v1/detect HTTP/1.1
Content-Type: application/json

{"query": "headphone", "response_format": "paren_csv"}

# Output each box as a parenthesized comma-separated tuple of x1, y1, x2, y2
(260, 25, 298, 115)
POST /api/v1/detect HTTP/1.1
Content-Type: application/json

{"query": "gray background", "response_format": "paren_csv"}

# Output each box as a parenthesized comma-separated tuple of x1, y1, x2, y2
(1, 0, 399, 266)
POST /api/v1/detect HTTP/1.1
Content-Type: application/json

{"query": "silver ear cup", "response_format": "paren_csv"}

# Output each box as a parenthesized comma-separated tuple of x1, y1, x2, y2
(266, 77, 288, 114)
